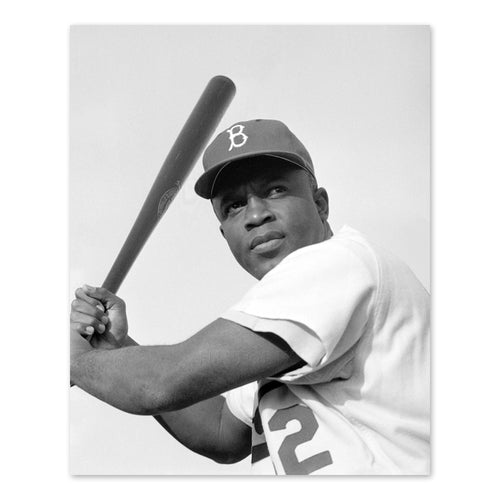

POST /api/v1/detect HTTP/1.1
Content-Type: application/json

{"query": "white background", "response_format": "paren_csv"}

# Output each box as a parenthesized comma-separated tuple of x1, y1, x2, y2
(69, 25, 429, 474)
(1, 0, 499, 497)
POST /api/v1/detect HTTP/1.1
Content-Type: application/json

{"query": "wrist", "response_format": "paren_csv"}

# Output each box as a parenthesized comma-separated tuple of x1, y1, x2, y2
(120, 334, 138, 347)
(70, 342, 92, 386)
(71, 329, 93, 358)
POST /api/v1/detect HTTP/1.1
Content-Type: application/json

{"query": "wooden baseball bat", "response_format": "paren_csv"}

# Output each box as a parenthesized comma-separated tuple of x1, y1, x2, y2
(101, 75, 236, 294)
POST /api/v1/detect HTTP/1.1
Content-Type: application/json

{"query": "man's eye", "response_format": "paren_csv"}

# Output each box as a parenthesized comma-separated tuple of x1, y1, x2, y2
(225, 201, 245, 214)
(269, 186, 287, 196)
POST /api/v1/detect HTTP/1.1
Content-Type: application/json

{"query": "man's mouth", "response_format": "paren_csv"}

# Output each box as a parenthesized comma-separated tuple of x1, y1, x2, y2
(250, 231, 285, 253)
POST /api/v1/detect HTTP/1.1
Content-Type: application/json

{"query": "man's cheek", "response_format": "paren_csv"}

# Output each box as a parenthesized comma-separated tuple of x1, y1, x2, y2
(228, 240, 247, 265)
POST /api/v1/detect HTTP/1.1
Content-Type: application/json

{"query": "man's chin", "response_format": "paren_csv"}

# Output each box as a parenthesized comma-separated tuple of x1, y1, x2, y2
(248, 255, 287, 280)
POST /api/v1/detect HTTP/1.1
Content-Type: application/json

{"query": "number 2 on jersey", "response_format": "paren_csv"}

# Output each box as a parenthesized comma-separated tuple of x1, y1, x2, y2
(268, 404, 333, 474)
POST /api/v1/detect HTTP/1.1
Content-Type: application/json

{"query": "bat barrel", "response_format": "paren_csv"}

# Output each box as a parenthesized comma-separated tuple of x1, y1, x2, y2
(102, 76, 236, 293)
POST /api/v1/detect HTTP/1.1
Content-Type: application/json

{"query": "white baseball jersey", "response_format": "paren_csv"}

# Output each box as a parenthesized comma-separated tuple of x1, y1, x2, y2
(222, 226, 430, 475)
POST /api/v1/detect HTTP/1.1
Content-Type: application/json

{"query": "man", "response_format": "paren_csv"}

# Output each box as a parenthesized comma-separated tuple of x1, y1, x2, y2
(70, 119, 430, 474)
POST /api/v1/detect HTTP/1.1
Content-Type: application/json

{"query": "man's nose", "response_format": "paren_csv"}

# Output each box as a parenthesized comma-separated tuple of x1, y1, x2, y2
(244, 196, 274, 230)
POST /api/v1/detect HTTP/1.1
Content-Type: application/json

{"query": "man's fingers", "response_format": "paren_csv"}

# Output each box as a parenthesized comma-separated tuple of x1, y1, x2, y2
(75, 287, 104, 310)
(70, 311, 107, 335)
(81, 285, 125, 310)
(71, 298, 108, 323)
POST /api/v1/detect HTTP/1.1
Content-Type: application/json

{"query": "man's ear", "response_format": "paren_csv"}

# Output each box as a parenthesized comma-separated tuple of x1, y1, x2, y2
(314, 187, 329, 222)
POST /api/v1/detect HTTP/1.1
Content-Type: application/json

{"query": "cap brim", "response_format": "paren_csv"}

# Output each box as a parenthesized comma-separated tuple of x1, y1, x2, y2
(194, 151, 314, 199)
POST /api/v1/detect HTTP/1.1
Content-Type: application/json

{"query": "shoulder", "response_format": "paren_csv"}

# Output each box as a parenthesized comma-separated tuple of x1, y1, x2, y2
(233, 226, 380, 320)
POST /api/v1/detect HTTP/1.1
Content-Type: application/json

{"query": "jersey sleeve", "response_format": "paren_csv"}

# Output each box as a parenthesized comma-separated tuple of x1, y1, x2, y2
(220, 238, 378, 383)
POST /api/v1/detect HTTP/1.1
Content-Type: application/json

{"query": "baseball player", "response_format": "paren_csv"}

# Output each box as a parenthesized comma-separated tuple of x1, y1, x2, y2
(70, 119, 430, 474)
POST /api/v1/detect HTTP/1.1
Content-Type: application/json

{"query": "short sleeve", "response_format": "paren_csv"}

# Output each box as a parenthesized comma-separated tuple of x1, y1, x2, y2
(220, 237, 378, 381)
(223, 382, 258, 427)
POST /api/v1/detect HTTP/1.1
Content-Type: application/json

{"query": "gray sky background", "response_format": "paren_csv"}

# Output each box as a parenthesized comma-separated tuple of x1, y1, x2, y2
(69, 25, 430, 475)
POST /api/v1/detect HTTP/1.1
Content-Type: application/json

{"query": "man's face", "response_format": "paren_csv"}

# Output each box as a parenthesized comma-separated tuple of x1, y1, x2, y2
(212, 158, 329, 280)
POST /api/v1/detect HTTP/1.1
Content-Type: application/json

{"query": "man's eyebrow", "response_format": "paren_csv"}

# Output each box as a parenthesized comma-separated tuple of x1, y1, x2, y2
(264, 173, 291, 183)
(214, 173, 292, 205)
(216, 191, 237, 207)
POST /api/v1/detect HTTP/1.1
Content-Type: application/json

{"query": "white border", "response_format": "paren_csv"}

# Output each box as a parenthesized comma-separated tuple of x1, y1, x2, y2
(3, 0, 499, 498)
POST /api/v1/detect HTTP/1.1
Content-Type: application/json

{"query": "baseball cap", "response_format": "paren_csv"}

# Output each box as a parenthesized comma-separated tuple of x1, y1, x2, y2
(195, 119, 315, 199)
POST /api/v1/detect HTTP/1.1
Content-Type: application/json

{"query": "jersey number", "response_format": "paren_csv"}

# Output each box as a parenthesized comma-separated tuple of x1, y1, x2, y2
(268, 405, 333, 474)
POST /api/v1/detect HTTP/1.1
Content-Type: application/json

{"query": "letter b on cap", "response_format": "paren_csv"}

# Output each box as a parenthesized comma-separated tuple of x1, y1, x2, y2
(227, 124, 248, 151)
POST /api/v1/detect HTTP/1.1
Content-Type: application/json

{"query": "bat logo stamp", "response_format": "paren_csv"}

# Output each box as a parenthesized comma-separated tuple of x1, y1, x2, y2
(157, 181, 181, 219)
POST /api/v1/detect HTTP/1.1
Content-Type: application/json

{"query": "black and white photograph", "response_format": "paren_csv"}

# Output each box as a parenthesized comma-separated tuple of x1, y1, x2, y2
(69, 25, 430, 475)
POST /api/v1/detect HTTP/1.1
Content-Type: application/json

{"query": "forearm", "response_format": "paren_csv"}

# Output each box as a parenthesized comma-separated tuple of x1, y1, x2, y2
(153, 396, 249, 464)
(71, 319, 301, 417)
(77, 333, 248, 462)
(110, 336, 248, 462)
(70, 345, 183, 415)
